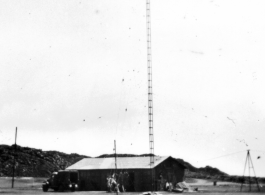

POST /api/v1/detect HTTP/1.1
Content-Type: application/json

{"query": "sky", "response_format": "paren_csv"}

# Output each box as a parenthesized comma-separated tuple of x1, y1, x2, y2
(1, 0, 265, 177)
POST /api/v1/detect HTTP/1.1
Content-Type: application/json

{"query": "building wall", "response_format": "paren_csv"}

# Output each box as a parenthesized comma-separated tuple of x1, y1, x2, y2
(154, 157, 185, 191)
(77, 158, 185, 191)
(134, 169, 152, 191)
(79, 169, 110, 191)
(78, 169, 145, 191)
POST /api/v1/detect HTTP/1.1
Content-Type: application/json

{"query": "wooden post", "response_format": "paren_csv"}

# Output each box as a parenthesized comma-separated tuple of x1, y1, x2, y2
(11, 127, 17, 188)
(114, 140, 118, 195)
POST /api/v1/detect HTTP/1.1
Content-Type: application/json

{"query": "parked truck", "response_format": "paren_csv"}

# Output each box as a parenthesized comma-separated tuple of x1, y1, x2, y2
(42, 170, 79, 192)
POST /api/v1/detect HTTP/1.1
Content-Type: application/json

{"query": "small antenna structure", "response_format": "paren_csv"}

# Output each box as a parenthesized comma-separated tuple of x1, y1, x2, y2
(240, 150, 260, 192)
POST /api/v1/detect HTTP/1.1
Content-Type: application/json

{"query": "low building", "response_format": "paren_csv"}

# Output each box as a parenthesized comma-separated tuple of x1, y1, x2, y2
(66, 156, 186, 191)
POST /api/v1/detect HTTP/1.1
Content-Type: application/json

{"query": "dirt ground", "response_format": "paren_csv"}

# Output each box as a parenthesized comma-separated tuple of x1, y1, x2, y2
(1, 189, 265, 195)
(0, 177, 264, 195)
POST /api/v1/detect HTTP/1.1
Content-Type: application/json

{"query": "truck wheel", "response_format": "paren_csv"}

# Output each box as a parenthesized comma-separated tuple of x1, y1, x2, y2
(42, 185, 48, 192)
(71, 186, 75, 192)
(59, 185, 64, 192)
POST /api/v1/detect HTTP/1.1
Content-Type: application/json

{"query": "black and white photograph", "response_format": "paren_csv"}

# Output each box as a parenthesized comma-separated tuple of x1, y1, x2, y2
(0, 0, 265, 194)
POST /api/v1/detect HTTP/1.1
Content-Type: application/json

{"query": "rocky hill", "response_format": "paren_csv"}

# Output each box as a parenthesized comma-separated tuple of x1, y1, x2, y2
(0, 144, 88, 177)
(0, 144, 227, 178)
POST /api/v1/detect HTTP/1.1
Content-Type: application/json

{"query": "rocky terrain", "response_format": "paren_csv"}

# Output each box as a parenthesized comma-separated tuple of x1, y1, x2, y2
(0, 144, 88, 177)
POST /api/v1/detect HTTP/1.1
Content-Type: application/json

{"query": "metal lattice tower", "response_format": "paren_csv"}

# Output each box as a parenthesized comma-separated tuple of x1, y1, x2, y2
(146, 0, 155, 191)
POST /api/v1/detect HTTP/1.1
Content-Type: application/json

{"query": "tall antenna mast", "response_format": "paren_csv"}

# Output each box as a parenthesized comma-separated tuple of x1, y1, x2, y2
(146, 0, 155, 191)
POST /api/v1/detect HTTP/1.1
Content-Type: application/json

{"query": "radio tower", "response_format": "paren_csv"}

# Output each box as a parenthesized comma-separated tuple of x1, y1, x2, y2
(146, 0, 155, 191)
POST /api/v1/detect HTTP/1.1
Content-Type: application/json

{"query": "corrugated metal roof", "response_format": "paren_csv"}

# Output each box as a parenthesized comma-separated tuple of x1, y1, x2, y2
(66, 156, 169, 170)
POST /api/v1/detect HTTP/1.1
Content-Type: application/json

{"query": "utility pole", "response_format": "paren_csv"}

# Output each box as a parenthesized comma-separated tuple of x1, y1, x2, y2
(240, 150, 260, 192)
(11, 127, 17, 188)
(114, 140, 117, 173)
(114, 140, 118, 195)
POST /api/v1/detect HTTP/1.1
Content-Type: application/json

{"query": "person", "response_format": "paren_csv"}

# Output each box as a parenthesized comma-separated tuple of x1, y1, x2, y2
(106, 176, 112, 192)
(123, 171, 129, 191)
(119, 171, 125, 192)
(111, 176, 120, 192)
(165, 181, 169, 191)
(169, 182, 173, 191)
(115, 182, 120, 192)
(158, 173, 163, 190)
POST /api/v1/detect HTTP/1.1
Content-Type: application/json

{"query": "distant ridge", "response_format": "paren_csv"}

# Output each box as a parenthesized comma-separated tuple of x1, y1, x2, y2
(96, 153, 228, 177)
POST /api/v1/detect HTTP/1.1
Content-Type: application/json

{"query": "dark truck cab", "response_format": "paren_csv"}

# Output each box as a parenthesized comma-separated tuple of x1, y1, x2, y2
(42, 170, 79, 192)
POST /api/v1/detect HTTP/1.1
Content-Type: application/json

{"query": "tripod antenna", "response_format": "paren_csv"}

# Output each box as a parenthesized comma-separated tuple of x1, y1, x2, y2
(248, 151, 260, 191)
(240, 150, 260, 192)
